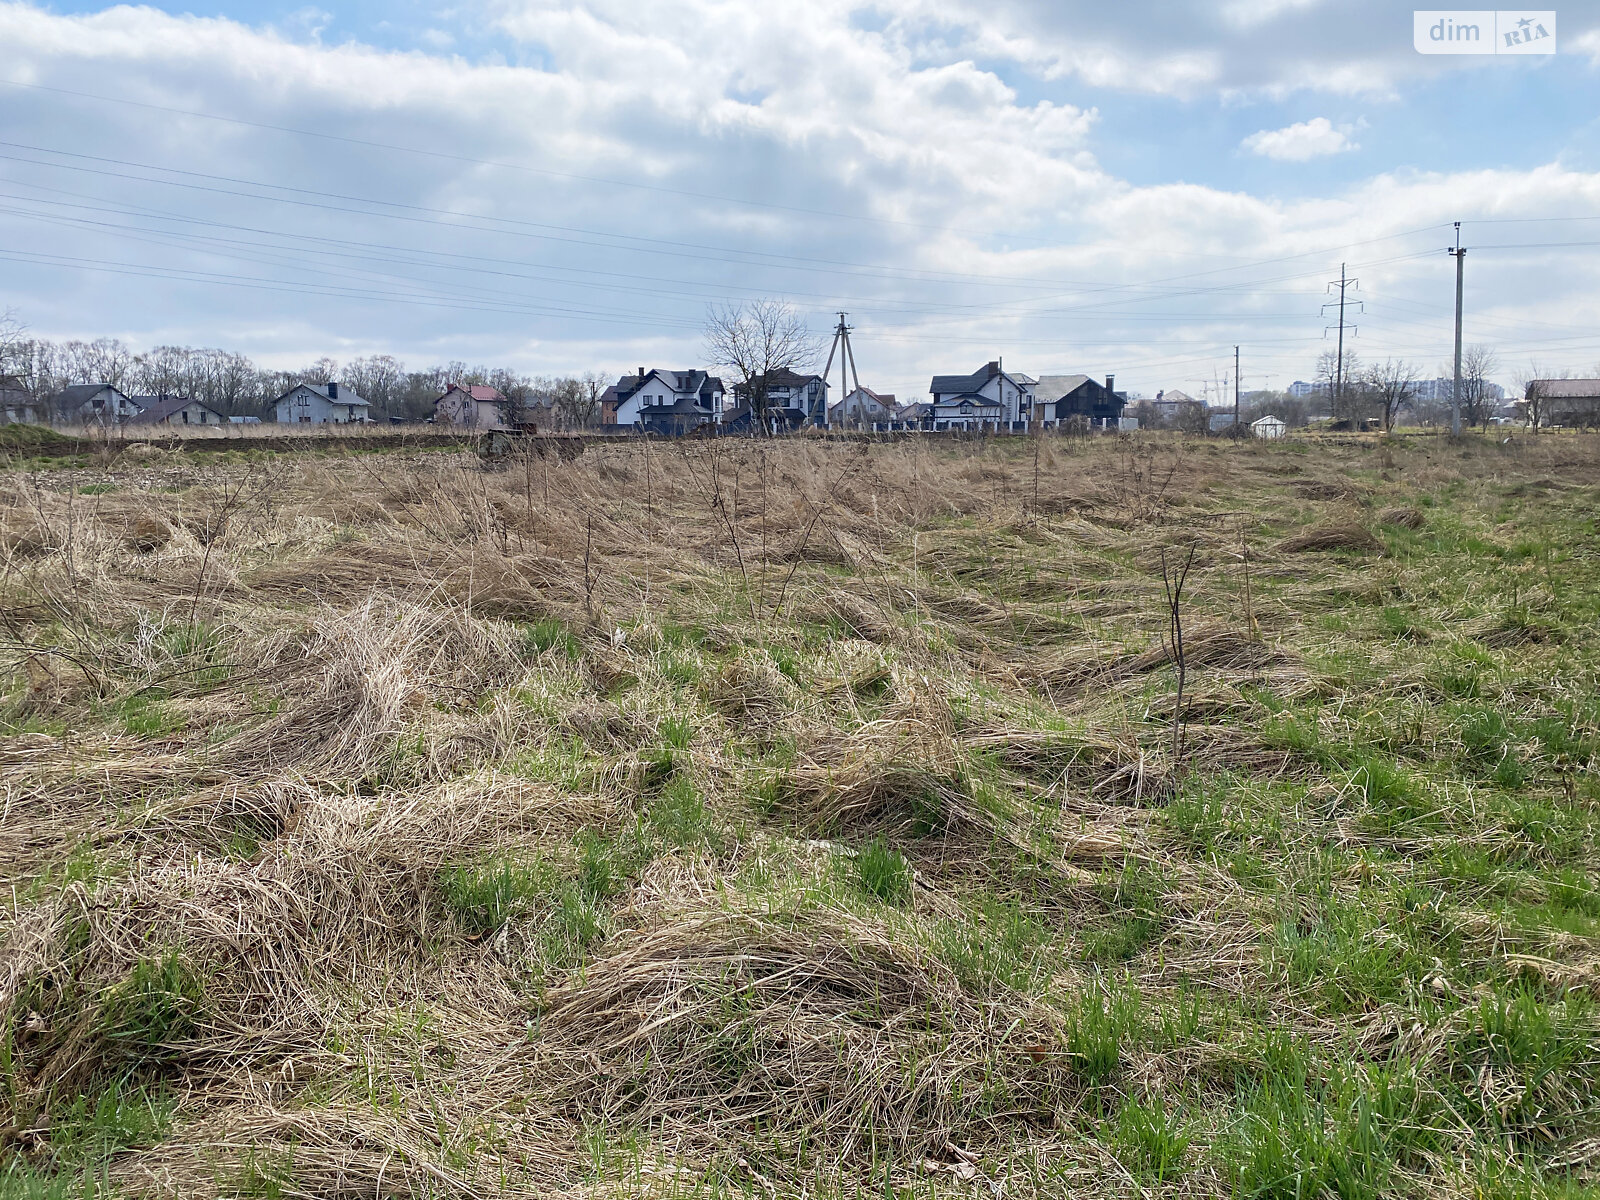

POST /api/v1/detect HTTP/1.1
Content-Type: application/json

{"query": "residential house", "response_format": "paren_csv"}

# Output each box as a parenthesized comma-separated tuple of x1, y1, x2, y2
(274, 381, 372, 424)
(128, 394, 225, 427)
(433, 383, 511, 430)
(55, 383, 144, 427)
(1525, 378, 1600, 426)
(608, 368, 725, 432)
(0, 375, 46, 426)
(830, 387, 899, 428)
(731, 369, 828, 430)
(1252, 415, 1288, 439)
(897, 402, 933, 430)
(928, 361, 1034, 429)
(1032, 374, 1126, 426)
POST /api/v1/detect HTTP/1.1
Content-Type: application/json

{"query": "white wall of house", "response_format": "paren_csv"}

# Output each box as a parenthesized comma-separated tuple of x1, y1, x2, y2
(614, 371, 722, 427)
(930, 371, 1033, 424)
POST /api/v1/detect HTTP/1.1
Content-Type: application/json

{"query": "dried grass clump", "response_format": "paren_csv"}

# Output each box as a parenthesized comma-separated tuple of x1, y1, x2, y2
(2, 777, 575, 1096)
(962, 726, 1170, 805)
(221, 596, 523, 779)
(1378, 505, 1427, 529)
(800, 588, 902, 644)
(777, 718, 969, 838)
(1278, 522, 1383, 554)
(539, 911, 1069, 1167)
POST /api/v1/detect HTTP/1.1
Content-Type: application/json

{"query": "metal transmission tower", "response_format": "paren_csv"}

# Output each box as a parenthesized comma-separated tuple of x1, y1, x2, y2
(822, 312, 860, 429)
(1322, 264, 1363, 421)
(1449, 223, 1466, 437)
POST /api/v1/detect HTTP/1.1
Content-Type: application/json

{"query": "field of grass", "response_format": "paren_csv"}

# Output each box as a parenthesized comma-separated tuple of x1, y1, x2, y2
(0, 431, 1597, 1198)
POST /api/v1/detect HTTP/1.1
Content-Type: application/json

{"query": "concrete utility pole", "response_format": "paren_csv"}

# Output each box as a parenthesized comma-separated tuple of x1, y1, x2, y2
(1450, 223, 1466, 438)
(821, 312, 860, 429)
(1234, 345, 1241, 430)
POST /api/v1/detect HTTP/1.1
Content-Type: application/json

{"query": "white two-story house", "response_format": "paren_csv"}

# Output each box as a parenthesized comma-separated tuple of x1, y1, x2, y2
(927, 361, 1035, 430)
(604, 369, 724, 432)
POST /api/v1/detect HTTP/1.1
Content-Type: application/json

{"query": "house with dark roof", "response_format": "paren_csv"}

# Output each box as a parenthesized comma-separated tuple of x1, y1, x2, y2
(1033, 375, 1127, 426)
(607, 368, 725, 432)
(128, 394, 225, 427)
(928, 361, 1034, 429)
(726, 369, 828, 431)
(433, 383, 510, 429)
(1525, 378, 1600, 426)
(0, 375, 46, 426)
(830, 387, 899, 428)
(54, 383, 144, 427)
(274, 381, 372, 424)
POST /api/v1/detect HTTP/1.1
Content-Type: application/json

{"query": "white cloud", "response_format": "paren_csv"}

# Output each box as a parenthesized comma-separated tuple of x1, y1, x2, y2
(0, 1, 1595, 401)
(1241, 117, 1359, 161)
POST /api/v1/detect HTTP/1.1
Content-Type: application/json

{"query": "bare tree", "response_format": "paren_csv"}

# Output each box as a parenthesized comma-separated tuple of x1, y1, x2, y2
(703, 299, 821, 433)
(344, 355, 407, 418)
(1514, 363, 1566, 430)
(0, 308, 28, 379)
(1456, 344, 1500, 431)
(1365, 358, 1418, 432)
(1320, 347, 1365, 425)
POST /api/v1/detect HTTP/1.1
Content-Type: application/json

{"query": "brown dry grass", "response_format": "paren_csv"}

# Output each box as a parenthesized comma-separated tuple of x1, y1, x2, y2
(0, 430, 1598, 1197)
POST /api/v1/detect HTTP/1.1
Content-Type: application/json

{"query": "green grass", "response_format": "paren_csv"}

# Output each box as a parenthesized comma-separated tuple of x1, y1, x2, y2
(522, 618, 581, 660)
(848, 838, 911, 906)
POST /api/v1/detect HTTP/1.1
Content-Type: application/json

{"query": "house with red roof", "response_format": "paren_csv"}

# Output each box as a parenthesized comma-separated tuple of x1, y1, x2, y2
(433, 383, 511, 430)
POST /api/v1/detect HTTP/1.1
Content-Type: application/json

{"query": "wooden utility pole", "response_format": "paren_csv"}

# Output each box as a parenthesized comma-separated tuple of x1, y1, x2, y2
(1450, 223, 1466, 438)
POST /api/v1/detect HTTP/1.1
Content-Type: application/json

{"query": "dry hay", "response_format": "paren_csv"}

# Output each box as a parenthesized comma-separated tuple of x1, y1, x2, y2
(220, 596, 523, 780)
(537, 910, 1071, 1168)
(2, 776, 591, 1099)
(960, 725, 1172, 806)
(1277, 522, 1383, 554)
(1028, 623, 1298, 693)
(1378, 505, 1427, 529)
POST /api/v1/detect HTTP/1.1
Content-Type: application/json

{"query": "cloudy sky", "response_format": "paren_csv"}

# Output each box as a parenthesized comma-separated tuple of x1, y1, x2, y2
(2, 0, 1599, 399)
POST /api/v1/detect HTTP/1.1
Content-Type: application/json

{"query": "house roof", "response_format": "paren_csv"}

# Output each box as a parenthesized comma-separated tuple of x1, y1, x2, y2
(930, 361, 1032, 397)
(1252, 415, 1287, 427)
(1033, 375, 1092, 404)
(1530, 378, 1600, 399)
(616, 369, 723, 402)
(278, 382, 371, 407)
(1155, 389, 1196, 405)
(55, 383, 133, 407)
(443, 383, 507, 404)
(128, 395, 223, 424)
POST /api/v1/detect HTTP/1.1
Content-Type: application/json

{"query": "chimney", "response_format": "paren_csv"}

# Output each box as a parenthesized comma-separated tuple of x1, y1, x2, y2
(1105, 374, 1115, 396)
(327, 381, 338, 399)
(637, 367, 646, 380)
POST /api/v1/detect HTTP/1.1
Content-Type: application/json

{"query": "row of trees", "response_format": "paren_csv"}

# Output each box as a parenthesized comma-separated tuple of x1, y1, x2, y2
(0, 309, 608, 426)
